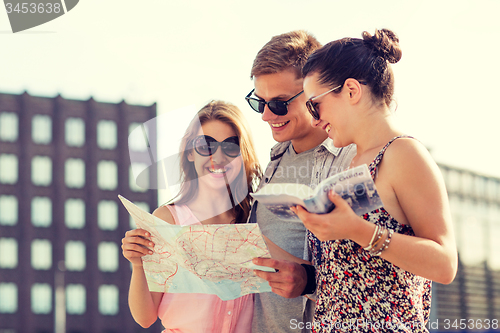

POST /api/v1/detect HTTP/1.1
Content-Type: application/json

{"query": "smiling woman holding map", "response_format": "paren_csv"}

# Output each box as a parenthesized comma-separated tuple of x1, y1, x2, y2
(121, 100, 262, 332)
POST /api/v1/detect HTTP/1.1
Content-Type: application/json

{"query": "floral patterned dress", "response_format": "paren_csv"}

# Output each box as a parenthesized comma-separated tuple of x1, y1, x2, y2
(308, 136, 431, 333)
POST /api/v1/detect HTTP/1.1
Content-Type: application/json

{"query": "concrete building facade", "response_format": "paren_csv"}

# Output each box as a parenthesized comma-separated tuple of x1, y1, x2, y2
(0, 92, 160, 333)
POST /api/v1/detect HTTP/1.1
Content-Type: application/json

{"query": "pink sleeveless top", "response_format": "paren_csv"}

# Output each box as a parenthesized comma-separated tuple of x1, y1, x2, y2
(157, 204, 254, 333)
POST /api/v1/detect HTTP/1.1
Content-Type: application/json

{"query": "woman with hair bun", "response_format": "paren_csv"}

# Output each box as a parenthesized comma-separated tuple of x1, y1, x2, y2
(292, 29, 458, 332)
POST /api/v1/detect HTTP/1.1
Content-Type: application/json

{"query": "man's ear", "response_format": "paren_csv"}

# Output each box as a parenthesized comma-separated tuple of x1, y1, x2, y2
(343, 78, 363, 105)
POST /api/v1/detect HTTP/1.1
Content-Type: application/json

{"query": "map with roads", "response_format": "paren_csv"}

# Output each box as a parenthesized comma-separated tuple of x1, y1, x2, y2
(119, 195, 273, 300)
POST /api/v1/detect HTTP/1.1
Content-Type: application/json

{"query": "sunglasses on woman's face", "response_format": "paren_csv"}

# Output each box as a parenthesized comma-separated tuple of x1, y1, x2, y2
(192, 135, 241, 158)
(305, 85, 342, 121)
(306, 81, 367, 120)
(245, 89, 304, 116)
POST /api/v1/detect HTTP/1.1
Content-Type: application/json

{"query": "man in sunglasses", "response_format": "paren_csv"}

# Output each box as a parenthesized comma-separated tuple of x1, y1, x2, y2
(246, 31, 356, 333)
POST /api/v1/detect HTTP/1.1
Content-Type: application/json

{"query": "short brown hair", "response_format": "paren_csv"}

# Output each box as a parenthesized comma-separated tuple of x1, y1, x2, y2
(251, 30, 321, 79)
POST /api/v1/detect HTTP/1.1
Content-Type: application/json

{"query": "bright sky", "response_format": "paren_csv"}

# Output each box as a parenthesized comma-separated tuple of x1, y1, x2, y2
(2, 0, 500, 204)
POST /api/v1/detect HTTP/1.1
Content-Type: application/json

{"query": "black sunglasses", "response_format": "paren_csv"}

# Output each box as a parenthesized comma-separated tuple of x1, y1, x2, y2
(192, 135, 240, 158)
(245, 89, 303, 116)
(306, 81, 367, 120)
(305, 85, 342, 121)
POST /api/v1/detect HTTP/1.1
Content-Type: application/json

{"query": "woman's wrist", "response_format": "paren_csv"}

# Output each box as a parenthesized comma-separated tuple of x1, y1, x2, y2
(131, 262, 145, 270)
(349, 216, 377, 248)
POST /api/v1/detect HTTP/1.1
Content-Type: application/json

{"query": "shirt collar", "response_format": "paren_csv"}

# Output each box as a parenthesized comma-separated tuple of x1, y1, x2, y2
(319, 137, 341, 156)
(270, 138, 341, 158)
(269, 141, 291, 160)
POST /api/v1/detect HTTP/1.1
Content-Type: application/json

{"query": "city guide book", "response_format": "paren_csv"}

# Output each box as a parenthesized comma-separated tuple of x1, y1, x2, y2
(251, 164, 383, 222)
(118, 195, 273, 301)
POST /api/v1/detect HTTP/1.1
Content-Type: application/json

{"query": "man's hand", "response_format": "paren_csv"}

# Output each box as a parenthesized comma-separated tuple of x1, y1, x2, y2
(252, 258, 307, 298)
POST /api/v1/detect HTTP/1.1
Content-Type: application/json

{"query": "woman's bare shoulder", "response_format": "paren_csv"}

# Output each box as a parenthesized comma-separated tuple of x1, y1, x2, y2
(382, 136, 445, 196)
(382, 137, 435, 168)
(152, 205, 177, 225)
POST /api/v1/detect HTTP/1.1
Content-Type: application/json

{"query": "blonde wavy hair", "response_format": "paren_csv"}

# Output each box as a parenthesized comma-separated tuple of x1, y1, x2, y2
(169, 100, 262, 223)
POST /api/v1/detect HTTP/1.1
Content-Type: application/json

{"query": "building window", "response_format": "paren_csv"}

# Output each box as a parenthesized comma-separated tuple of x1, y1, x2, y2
(128, 122, 149, 152)
(98, 285, 119, 315)
(65, 158, 85, 188)
(445, 169, 461, 194)
(130, 163, 148, 192)
(31, 197, 52, 227)
(0, 154, 18, 184)
(473, 176, 486, 200)
(66, 284, 86, 315)
(32, 114, 52, 144)
(459, 199, 486, 266)
(65, 241, 86, 271)
(0, 112, 18, 142)
(0, 329, 17, 333)
(31, 283, 52, 314)
(0, 283, 17, 313)
(488, 204, 500, 270)
(448, 196, 461, 231)
(496, 180, 500, 202)
(0, 195, 18, 226)
(31, 239, 52, 270)
(0, 238, 18, 269)
(97, 161, 117, 190)
(97, 120, 117, 150)
(98, 242, 118, 272)
(65, 199, 85, 229)
(130, 202, 150, 229)
(461, 172, 473, 196)
(65, 117, 85, 147)
(31, 156, 52, 186)
(98, 200, 118, 230)
(486, 179, 499, 202)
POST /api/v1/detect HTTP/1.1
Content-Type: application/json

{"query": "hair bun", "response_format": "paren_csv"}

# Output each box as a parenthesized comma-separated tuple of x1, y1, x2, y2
(362, 29, 402, 64)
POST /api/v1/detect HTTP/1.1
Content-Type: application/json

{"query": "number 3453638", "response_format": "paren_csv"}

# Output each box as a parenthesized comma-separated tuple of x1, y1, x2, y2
(443, 319, 498, 330)
(5, 3, 62, 14)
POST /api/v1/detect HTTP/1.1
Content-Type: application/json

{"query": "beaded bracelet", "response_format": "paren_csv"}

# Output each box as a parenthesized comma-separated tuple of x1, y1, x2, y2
(368, 228, 387, 255)
(363, 225, 384, 251)
(371, 228, 394, 256)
